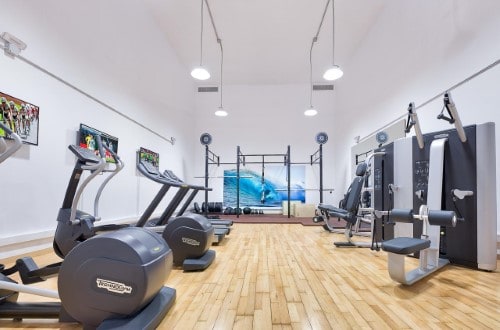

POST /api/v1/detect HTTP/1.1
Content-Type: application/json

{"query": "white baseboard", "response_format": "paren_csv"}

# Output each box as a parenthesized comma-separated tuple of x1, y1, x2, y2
(0, 217, 137, 261)
(0, 230, 54, 260)
(497, 234, 500, 258)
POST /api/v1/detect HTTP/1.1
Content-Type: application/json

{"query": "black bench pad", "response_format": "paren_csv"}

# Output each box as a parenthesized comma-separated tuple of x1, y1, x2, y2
(382, 237, 430, 255)
(317, 204, 349, 218)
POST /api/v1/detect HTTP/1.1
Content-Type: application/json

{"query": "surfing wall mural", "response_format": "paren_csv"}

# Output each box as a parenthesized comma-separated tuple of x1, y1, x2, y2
(223, 165, 305, 208)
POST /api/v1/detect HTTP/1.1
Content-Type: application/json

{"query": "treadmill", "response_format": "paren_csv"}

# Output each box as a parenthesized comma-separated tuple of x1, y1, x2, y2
(161, 169, 233, 231)
(137, 159, 228, 244)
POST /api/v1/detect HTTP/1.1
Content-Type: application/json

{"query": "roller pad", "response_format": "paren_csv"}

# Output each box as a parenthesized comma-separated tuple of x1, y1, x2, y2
(428, 210, 456, 227)
(389, 209, 414, 223)
(382, 237, 430, 255)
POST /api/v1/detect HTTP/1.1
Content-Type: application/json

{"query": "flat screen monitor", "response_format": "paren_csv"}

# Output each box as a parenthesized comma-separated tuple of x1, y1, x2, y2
(0, 91, 40, 146)
(78, 123, 119, 163)
(138, 147, 159, 169)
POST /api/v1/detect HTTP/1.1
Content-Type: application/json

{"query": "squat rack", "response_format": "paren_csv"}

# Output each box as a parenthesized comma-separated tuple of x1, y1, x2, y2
(203, 143, 220, 217)
(309, 141, 325, 204)
(200, 132, 328, 218)
(236, 146, 291, 218)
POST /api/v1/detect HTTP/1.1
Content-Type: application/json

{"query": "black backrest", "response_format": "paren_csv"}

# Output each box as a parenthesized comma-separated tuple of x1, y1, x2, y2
(356, 162, 368, 177)
(342, 162, 368, 215)
(343, 177, 364, 213)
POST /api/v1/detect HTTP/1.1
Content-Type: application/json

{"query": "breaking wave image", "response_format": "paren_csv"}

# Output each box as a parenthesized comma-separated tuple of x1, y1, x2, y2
(223, 168, 305, 207)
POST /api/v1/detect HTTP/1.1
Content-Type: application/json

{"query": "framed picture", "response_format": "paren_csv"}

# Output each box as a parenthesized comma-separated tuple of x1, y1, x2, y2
(78, 123, 119, 163)
(0, 91, 40, 145)
(138, 147, 160, 169)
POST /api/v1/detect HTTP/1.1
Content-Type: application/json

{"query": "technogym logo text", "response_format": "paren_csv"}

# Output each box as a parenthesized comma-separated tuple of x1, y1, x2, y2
(96, 278, 132, 294)
(182, 237, 200, 246)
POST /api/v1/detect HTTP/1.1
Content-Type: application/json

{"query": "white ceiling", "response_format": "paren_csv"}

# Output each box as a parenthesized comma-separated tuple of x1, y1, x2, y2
(144, 0, 387, 85)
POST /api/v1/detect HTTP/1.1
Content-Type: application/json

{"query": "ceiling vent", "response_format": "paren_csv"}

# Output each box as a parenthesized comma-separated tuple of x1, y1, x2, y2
(313, 84, 334, 91)
(198, 86, 219, 92)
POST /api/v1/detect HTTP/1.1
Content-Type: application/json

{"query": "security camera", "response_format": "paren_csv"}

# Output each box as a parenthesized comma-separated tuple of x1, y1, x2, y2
(1, 32, 27, 57)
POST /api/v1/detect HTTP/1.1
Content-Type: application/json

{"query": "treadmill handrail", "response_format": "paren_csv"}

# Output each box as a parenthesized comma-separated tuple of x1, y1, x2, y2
(162, 170, 212, 191)
(138, 161, 202, 188)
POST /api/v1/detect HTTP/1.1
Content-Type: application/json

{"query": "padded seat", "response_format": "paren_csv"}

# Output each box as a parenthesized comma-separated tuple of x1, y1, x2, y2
(317, 204, 349, 218)
(382, 237, 430, 255)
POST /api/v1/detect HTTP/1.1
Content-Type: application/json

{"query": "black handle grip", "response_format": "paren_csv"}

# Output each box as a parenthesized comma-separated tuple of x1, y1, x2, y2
(0, 121, 13, 135)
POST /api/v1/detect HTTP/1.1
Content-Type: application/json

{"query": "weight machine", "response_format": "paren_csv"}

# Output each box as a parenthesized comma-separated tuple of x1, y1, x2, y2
(373, 92, 497, 285)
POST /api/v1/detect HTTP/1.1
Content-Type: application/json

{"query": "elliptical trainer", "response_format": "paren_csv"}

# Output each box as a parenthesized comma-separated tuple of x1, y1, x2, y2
(0, 122, 177, 328)
(53, 137, 128, 258)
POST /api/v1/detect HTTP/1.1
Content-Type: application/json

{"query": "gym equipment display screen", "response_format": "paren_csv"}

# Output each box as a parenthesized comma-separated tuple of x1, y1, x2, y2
(0, 91, 40, 145)
(138, 147, 159, 168)
(78, 123, 119, 163)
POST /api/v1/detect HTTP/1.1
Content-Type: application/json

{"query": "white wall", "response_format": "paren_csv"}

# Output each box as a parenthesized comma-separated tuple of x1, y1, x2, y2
(193, 83, 337, 206)
(0, 0, 196, 257)
(2, 0, 499, 258)
(332, 0, 500, 233)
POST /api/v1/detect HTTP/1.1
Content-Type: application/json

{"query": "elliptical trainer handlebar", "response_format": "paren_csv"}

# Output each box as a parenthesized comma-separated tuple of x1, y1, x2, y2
(95, 133, 106, 159)
(93, 143, 125, 219)
(0, 121, 22, 163)
(68, 134, 107, 225)
(103, 143, 120, 162)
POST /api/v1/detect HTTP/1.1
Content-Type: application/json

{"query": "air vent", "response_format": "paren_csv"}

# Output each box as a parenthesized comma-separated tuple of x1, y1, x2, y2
(313, 84, 334, 91)
(198, 86, 219, 92)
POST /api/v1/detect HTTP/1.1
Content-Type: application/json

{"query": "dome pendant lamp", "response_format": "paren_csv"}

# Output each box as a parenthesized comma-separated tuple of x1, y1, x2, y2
(191, 0, 210, 80)
(323, 0, 343, 81)
(304, 107, 318, 117)
(214, 41, 227, 117)
(323, 65, 343, 81)
(202, 0, 228, 117)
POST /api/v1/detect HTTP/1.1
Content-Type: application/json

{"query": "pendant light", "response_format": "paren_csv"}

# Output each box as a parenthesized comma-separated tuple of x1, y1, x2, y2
(203, 0, 227, 117)
(304, 37, 318, 117)
(191, 0, 210, 80)
(323, 0, 343, 81)
(214, 39, 227, 117)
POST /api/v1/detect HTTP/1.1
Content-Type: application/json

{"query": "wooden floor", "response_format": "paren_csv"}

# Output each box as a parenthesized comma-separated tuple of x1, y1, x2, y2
(1, 223, 499, 329)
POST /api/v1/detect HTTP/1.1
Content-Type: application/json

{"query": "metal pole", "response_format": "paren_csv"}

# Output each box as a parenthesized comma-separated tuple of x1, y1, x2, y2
(287, 145, 291, 218)
(319, 144, 324, 203)
(236, 146, 240, 218)
(204, 145, 209, 217)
